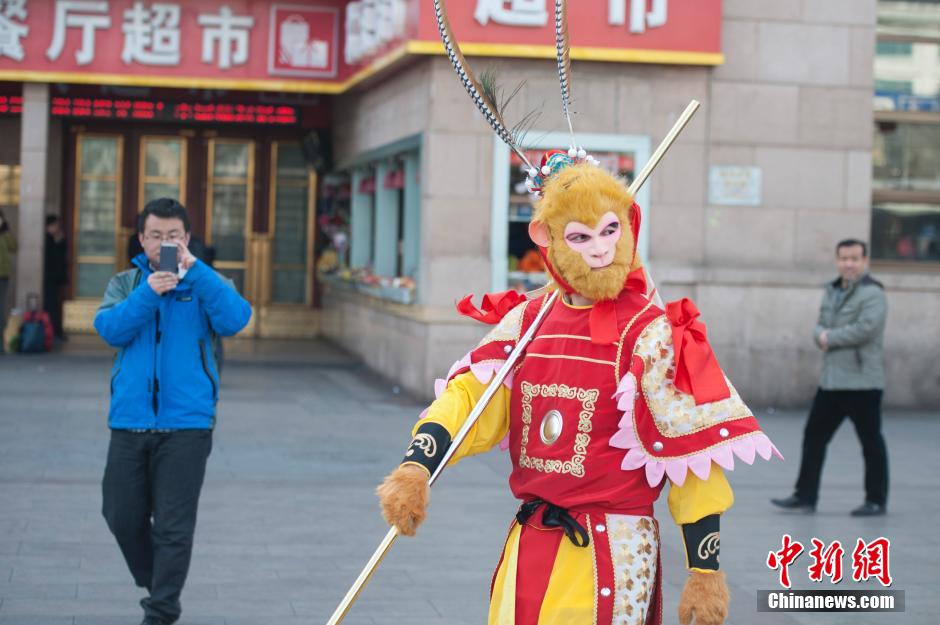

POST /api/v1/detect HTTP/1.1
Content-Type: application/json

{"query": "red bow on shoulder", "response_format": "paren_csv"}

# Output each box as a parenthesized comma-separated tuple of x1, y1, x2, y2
(456, 290, 527, 325)
(665, 298, 731, 405)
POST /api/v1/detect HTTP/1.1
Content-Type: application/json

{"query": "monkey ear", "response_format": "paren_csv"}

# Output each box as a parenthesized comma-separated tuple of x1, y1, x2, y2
(528, 220, 551, 248)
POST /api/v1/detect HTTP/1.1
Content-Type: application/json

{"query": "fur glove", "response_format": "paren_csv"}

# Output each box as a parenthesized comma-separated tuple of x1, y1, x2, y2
(376, 463, 430, 536)
(678, 570, 729, 625)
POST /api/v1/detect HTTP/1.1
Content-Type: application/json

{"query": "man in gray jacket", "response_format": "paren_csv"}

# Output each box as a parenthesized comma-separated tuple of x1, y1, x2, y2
(772, 239, 889, 516)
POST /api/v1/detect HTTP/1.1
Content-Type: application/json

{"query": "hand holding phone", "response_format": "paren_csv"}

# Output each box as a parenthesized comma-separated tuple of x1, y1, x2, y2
(159, 243, 179, 274)
(147, 271, 179, 295)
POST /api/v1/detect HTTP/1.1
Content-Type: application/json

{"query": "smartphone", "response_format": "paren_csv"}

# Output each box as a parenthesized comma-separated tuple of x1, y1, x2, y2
(159, 243, 178, 273)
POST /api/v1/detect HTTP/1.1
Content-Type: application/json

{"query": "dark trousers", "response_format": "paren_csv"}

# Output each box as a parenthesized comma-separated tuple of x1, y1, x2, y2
(102, 429, 212, 623)
(794, 389, 889, 506)
(43, 281, 64, 338)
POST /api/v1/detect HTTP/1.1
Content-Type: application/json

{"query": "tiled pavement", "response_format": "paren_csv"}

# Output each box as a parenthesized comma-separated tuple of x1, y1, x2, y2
(0, 336, 936, 625)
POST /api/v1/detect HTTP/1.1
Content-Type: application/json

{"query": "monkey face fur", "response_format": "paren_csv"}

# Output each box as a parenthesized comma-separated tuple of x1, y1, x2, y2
(528, 163, 640, 302)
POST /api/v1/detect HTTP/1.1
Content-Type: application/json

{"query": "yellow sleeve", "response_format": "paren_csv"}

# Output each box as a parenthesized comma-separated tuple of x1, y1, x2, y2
(413, 370, 511, 465)
(667, 467, 734, 526)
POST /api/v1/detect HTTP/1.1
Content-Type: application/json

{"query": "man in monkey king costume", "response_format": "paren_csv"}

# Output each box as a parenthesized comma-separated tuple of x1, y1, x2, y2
(377, 151, 782, 625)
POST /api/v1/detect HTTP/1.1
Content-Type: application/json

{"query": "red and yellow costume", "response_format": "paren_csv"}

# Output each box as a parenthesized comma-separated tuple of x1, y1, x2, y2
(378, 161, 782, 625)
(403, 272, 780, 624)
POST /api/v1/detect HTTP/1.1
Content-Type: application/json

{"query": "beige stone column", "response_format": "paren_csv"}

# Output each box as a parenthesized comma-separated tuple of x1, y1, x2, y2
(15, 83, 49, 309)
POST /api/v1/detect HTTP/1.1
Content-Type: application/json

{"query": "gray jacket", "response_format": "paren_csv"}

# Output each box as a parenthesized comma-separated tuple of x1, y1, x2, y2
(813, 274, 888, 390)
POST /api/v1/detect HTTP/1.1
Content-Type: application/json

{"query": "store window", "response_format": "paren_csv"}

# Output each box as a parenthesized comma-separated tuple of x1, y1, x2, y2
(318, 173, 351, 270)
(323, 145, 420, 304)
(74, 134, 123, 298)
(490, 133, 650, 292)
(873, 1, 940, 263)
(0, 165, 19, 206)
(876, 41, 912, 56)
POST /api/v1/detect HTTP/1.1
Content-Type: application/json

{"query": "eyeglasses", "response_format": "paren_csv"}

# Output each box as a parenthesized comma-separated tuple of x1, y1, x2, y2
(144, 231, 184, 243)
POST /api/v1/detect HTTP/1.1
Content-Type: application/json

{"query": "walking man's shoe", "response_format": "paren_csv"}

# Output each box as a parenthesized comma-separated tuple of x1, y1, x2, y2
(770, 494, 816, 512)
(850, 501, 886, 517)
(140, 617, 171, 625)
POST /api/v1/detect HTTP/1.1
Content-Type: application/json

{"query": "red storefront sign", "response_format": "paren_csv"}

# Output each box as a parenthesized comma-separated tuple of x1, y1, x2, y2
(0, 0, 721, 94)
(0, 0, 359, 92)
(412, 0, 722, 65)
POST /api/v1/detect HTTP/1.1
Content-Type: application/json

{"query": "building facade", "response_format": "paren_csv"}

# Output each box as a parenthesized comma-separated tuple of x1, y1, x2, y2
(1, 0, 937, 408)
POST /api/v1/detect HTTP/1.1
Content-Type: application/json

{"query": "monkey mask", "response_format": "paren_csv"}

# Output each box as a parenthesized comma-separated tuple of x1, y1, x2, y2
(528, 161, 645, 304)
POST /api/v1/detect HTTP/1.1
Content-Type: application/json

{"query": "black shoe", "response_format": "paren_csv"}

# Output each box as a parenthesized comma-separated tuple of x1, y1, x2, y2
(140, 617, 171, 625)
(770, 494, 815, 512)
(850, 501, 886, 517)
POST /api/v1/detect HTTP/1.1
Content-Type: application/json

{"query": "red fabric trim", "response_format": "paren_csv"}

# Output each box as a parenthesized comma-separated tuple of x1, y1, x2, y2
(456, 290, 527, 325)
(592, 514, 616, 625)
(665, 298, 731, 405)
(515, 514, 565, 625)
(633, 393, 763, 457)
(471, 341, 514, 364)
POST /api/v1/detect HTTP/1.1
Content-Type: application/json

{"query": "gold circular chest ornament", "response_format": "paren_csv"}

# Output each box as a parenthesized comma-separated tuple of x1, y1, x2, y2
(539, 409, 564, 445)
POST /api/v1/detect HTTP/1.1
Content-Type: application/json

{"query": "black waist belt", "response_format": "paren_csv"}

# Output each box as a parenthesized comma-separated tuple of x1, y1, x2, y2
(516, 499, 590, 548)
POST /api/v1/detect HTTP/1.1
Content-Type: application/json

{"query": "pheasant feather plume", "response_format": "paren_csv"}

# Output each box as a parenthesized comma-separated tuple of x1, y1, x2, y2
(433, 0, 534, 170)
(555, 0, 575, 144)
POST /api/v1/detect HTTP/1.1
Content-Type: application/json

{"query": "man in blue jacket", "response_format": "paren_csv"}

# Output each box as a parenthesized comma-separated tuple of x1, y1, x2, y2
(95, 198, 251, 625)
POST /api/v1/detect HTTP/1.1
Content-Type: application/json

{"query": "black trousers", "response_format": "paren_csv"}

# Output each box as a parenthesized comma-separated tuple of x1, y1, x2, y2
(102, 429, 212, 623)
(794, 389, 889, 506)
(43, 281, 64, 338)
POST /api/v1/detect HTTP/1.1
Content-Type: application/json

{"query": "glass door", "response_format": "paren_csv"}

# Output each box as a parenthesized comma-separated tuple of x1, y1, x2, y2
(206, 138, 254, 296)
(139, 135, 187, 207)
(73, 133, 123, 298)
(268, 142, 315, 305)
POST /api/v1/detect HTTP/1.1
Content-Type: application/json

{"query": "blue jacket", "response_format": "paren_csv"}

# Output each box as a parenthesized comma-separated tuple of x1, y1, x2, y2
(94, 254, 252, 429)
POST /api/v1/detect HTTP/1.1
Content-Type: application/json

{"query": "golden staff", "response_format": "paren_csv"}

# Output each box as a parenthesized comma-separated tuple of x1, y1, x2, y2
(324, 99, 700, 625)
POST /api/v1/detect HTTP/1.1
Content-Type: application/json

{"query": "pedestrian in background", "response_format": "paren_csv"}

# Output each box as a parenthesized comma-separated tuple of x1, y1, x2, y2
(44, 215, 68, 342)
(772, 239, 890, 516)
(0, 209, 17, 354)
(95, 198, 252, 625)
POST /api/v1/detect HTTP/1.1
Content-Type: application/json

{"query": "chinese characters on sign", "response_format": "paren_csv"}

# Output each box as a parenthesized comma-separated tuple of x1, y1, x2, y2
(709, 166, 762, 206)
(473, 0, 668, 32)
(14, 0, 261, 70)
(344, 0, 407, 66)
(0, 0, 28, 61)
(475, 0, 547, 27)
(1, 0, 717, 91)
(121, 2, 181, 66)
(197, 5, 253, 70)
(609, 0, 667, 34)
(768, 536, 893, 589)
(46, 1, 111, 65)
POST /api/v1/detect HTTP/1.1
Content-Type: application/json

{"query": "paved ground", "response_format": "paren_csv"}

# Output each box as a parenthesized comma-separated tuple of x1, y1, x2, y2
(0, 336, 936, 625)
